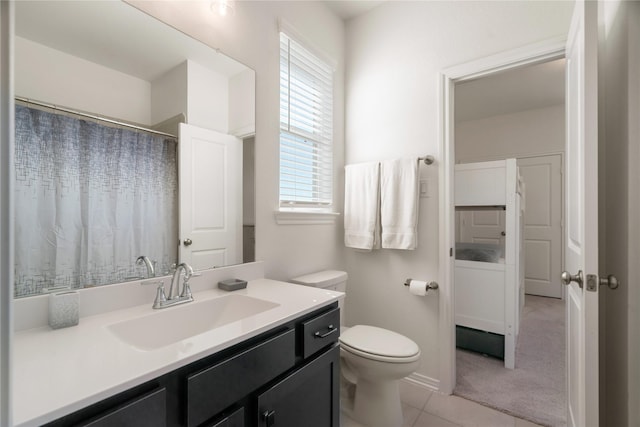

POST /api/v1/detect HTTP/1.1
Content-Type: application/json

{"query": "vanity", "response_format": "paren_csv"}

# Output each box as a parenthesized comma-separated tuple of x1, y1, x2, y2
(12, 265, 343, 427)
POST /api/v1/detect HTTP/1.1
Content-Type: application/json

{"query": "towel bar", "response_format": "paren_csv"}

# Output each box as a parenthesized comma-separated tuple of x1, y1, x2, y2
(418, 155, 435, 165)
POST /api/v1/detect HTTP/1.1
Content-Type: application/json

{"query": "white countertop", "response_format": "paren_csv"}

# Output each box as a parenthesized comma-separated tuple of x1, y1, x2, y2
(13, 279, 343, 427)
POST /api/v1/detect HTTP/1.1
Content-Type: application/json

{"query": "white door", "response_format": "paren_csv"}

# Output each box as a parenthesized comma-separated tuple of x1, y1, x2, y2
(179, 123, 242, 270)
(564, 1, 599, 426)
(457, 209, 505, 246)
(519, 155, 563, 298)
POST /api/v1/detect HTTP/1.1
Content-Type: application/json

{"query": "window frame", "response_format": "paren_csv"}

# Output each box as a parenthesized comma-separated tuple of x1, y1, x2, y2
(278, 29, 335, 217)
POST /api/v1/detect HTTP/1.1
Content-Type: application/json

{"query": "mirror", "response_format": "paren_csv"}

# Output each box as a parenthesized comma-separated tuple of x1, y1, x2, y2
(14, 1, 256, 298)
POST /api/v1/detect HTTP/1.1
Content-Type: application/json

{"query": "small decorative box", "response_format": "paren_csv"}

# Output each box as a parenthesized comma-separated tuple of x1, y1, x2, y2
(48, 291, 79, 329)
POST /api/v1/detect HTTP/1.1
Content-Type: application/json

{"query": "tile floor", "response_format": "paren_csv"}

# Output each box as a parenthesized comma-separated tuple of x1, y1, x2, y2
(341, 380, 544, 427)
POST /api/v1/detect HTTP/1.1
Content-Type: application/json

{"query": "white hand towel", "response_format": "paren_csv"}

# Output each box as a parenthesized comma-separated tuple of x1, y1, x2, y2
(344, 162, 381, 250)
(380, 158, 419, 250)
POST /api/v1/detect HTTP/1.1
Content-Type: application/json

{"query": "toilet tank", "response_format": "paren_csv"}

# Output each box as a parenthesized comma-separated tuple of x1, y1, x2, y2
(290, 270, 347, 325)
(290, 270, 347, 292)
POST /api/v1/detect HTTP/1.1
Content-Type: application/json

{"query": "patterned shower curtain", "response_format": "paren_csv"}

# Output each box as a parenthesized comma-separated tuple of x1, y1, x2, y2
(14, 105, 178, 297)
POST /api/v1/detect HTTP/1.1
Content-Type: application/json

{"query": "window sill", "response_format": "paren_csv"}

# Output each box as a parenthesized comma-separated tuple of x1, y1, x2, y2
(274, 210, 340, 225)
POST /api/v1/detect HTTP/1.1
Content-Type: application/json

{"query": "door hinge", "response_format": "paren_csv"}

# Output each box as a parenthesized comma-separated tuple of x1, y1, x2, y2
(450, 247, 453, 257)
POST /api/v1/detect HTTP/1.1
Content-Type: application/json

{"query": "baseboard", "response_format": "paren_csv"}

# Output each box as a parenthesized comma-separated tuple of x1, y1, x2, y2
(403, 372, 440, 392)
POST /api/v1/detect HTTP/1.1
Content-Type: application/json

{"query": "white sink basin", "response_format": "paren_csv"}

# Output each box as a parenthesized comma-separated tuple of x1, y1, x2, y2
(107, 294, 279, 351)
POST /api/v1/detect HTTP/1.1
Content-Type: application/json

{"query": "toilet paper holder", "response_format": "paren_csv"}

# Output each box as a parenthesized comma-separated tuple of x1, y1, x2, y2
(403, 278, 439, 291)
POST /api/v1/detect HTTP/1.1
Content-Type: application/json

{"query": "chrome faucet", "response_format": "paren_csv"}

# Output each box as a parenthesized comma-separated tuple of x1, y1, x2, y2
(169, 262, 194, 300)
(136, 255, 156, 278)
(149, 262, 194, 309)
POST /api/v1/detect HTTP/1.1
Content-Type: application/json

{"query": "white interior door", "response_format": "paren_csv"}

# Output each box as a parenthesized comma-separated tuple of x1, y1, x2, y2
(564, 1, 599, 426)
(518, 155, 563, 298)
(457, 209, 505, 245)
(179, 123, 242, 270)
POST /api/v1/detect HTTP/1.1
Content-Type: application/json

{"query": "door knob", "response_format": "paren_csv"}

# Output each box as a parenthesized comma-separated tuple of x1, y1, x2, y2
(501, 231, 506, 236)
(561, 270, 583, 288)
(599, 274, 619, 290)
(183, 238, 192, 246)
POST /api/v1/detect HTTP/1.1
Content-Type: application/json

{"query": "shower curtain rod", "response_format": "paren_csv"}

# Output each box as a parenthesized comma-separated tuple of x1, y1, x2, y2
(15, 96, 178, 139)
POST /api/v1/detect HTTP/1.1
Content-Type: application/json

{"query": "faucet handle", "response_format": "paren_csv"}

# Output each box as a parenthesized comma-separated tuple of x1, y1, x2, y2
(152, 283, 168, 309)
(180, 282, 193, 299)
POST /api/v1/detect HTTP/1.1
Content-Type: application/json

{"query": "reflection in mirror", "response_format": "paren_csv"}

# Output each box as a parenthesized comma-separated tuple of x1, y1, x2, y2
(14, 1, 255, 298)
(455, 207, 506, 263)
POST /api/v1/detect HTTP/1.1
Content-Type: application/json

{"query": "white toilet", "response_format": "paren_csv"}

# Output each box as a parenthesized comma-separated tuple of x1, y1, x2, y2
(291, 270, 421, 427)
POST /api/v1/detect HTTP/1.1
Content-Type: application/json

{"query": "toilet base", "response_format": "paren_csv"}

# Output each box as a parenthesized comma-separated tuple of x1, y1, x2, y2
(349, 378, 403, 427)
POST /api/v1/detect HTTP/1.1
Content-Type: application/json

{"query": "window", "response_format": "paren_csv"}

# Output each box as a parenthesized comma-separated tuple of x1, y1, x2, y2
(279, 32, 333, 210)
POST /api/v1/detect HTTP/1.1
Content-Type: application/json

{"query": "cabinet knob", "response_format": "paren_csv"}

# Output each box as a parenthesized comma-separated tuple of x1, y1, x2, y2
(262, 410, 276, 427)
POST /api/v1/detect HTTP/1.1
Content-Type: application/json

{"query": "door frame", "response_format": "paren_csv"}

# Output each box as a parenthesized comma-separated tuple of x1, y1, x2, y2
(437, 37, 566, 394)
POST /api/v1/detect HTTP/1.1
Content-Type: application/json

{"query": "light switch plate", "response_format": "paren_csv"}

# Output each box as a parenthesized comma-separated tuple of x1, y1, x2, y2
(420, 180, 430, 198)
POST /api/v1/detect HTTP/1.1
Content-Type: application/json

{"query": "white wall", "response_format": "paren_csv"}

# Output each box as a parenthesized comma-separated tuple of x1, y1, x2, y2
(455, 104, 565, 163)
(186, 60, 229, 132)
(15, 37, 151, 125)
(229, 68, 256, 137)
(345, 1, 572, 383)
(151, 61, 188, 126)
(128, 1, 346, 281)
(600, 1, 640, 425)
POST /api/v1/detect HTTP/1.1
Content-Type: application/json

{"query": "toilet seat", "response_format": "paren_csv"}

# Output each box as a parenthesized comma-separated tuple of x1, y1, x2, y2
(339, 325, 420, 364)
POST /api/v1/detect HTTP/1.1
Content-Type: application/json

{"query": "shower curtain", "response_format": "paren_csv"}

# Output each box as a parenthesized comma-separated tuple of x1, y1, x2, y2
(14, 105, 178, 297)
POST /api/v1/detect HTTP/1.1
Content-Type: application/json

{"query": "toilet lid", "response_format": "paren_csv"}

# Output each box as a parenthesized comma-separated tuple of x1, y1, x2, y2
(339, 325, 420, 359)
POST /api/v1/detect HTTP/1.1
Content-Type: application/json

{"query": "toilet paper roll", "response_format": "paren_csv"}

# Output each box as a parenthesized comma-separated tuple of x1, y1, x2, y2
(409, 280, 427, 296)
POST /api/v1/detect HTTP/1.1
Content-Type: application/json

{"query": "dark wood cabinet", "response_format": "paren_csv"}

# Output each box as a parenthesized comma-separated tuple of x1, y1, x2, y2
(209, 407, 244, 427)
(186, 329, 296, 427)
(82, 387, 167, 427)
(45, 303, 340, 427)
(257, 345, 340, 427)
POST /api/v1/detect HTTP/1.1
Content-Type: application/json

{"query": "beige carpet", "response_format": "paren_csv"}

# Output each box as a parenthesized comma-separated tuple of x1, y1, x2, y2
(454, 295, 566, 427)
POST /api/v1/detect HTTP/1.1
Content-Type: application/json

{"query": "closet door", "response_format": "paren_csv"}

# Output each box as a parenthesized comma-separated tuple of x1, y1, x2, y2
(518, 154, 563, 298)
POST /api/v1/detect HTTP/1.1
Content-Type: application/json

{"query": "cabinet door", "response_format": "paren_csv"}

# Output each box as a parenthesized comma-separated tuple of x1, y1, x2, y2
(187, 329, 295, 427)
(257, 345, 339, 427)
(81, 388, 166, 427)
(209, 407, 244, 427)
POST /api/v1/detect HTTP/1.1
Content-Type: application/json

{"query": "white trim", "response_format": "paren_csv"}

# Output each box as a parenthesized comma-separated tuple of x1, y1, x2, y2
(277, 18, 337, 71)
(403, 373, 440, 392)
(444, 36, 566, 82)
(229, 123, 255, 139)
(274, 210, 340, 225)
(438, 37, 566, 395)
(0, 2, 13, 425)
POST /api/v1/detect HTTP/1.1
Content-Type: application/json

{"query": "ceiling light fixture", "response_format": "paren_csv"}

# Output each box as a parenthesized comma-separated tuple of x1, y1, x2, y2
(211, 0, 235, 17)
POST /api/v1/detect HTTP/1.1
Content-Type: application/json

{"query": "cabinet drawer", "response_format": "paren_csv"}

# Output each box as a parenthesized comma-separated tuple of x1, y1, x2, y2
(81, 387, 166, 427)
(301, 308, 340, 359)
(187, 329, 295, 427)
(210, 407, 244, 427)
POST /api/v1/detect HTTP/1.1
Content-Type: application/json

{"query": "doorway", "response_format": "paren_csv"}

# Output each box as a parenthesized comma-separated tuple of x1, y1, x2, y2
(437, 40, 568, 427)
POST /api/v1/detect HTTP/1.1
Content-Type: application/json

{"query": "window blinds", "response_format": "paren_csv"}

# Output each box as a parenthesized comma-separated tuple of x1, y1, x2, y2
(279, 32, 333, 208)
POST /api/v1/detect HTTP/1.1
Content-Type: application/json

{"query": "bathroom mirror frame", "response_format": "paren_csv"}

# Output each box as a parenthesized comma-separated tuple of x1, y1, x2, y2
(13, 1, 256, 298)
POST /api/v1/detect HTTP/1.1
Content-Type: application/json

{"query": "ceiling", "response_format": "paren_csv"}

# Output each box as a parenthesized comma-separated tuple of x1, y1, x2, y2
(323, 1, 386, 20)
(15, 1, 248, 82)
(455, 59, 566, 123)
